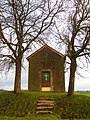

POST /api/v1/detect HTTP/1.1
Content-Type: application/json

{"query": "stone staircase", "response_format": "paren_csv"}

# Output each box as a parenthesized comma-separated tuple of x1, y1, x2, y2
(36, 98, 55, 114)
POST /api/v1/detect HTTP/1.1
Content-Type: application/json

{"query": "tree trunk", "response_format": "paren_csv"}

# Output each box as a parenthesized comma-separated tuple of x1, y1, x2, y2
(14, 56, 22, 94)
(68, 58, 77, 96)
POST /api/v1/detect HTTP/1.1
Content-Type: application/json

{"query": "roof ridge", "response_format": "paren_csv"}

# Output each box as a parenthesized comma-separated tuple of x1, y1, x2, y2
(26, 44, 64, 60)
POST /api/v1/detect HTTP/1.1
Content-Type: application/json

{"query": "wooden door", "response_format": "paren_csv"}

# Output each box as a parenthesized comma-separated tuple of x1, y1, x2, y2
(42, 71, 51, 87)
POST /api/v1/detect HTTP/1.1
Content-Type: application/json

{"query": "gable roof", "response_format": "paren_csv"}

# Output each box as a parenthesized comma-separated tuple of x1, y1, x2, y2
(26, 44, 64, 60)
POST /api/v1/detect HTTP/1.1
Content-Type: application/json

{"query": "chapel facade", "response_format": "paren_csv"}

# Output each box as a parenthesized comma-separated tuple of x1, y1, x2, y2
(27, 44, 65, 92)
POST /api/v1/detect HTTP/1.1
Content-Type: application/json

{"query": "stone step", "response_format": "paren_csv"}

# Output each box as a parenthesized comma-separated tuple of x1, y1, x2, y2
(39, 98, 55, 100)
(38, 100, 54, 103)
(37, 102, 54, 106)
(36, 110, 53, 114)
(36, 106, 53, 110)
(36, 97, 55, 114)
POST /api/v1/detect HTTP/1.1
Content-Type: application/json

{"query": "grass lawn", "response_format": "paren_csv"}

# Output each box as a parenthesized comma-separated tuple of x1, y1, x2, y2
(0, 115, 88, 120)
(76, 92, 90, 97)
(0, 115, 60, 120)
(0, 91, 90, 119)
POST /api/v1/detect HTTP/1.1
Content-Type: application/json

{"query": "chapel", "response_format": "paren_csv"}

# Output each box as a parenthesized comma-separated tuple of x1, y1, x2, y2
(27, 44, 65, 92)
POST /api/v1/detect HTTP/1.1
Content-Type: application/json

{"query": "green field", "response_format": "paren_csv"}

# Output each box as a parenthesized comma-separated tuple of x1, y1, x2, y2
(0, 115, 59, 120)
(0, 115, 89, 120)
(0, 91, 90, 120)
(0, 115, 61, 120)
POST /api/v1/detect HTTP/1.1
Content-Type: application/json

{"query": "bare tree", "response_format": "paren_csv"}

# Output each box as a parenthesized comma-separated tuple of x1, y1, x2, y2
(0, 0, 64, 93)
(54, 0, 90, 96)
